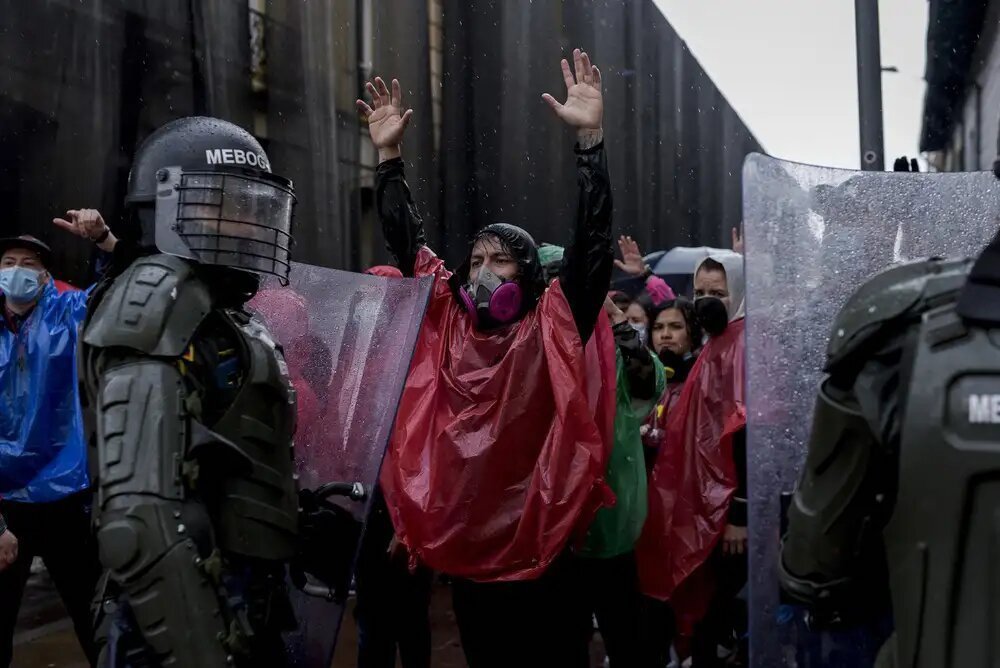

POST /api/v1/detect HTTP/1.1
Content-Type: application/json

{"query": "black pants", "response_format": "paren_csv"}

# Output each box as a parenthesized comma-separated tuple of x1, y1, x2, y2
(691, 548, 748, 667)
(0, 491, 102, 667)
(640, 595, 676, 668)
(572, 551, 651, 667)
(354, 489, 432, 668)
(452, 555, 591, 668)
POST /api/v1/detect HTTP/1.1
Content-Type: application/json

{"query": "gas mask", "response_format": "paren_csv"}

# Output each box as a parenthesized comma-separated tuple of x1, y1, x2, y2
(694, 296, 729, 338)
(460, 266, 523, 329)
(0, 266, 46, 305)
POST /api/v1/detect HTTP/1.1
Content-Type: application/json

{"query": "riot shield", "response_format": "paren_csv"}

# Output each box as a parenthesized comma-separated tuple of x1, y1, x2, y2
(251, 263, 431, 667)
(744, 153, 1000, 667)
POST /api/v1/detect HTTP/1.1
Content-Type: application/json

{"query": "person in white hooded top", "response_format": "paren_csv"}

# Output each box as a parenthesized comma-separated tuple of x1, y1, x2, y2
(694, 251, 746, 329)
(689, 250, 748, 667)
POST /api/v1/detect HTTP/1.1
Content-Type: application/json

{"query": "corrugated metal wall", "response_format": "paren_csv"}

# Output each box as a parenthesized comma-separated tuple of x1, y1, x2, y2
(431, 0, 762, 265)
(0, 0, 759, 284)
(0, 0, 359, 283)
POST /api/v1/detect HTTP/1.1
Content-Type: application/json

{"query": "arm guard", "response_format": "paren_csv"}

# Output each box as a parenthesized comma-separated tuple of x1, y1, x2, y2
(779, 379, 888, 609)
(780, 256, 972, 614)
(91, 354, 232, 667)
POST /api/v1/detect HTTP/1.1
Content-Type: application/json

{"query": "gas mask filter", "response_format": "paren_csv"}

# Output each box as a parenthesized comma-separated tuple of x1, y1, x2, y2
(460, 266, 523, 329)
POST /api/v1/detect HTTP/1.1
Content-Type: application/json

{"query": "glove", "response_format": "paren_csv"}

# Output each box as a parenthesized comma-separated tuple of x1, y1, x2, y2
(289, 487, 362, 601)
(645, 275, 676, 306)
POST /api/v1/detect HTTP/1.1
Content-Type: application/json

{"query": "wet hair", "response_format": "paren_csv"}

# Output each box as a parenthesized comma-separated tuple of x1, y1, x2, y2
(646, 296, 702, 352)
(611, 293, 633, 311)
(696, 257, 726, 277)
(630, 292, 653, 312)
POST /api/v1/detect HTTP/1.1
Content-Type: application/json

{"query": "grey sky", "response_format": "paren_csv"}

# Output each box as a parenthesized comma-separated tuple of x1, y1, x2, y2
(652, 0, 929, 170)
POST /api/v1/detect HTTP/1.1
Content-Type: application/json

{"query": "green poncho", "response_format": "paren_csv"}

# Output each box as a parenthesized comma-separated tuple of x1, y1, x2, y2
(580, 347, 665, 558)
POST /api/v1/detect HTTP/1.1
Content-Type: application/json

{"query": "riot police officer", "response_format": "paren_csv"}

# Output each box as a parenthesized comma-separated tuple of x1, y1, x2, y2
(80, 117, 305, 667)
(779, 169, 1000, 664)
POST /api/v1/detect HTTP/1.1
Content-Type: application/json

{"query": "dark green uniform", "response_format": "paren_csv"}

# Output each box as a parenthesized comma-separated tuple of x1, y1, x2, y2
(779, 253, 1000, 667)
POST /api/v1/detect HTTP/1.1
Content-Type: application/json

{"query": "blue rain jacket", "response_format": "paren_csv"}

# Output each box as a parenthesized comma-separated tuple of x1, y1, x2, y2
(0, 281, 91, 502)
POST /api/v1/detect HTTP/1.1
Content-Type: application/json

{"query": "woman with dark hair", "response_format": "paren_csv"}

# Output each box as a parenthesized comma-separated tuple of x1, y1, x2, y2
(640, 297, 701, 468)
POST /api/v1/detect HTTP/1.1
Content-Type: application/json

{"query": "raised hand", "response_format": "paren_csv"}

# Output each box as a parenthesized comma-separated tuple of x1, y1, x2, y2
(614, 235, 646, 276)
(356, 77, 413, 160)
(731, 226, 744, 254)
(53, 208, 118, 252)
(542, 48, 603, 132)
(53, 209, 108, 241)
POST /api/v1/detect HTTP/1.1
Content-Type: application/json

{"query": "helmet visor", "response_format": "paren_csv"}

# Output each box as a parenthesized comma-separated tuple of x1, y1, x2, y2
(155, 166, 296, 283)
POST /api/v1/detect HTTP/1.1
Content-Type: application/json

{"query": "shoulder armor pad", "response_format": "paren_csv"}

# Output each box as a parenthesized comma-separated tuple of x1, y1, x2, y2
(83, 254, 212, 356)
(826, 256, 972, 369)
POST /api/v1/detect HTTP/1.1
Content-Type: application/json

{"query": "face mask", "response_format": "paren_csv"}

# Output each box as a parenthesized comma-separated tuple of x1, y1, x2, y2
(460, 266, 523, 329)
(0, 266, 45, 305)
(694, 296, 729, 337)
(629, 322, 647, 347)
(658, 348, 694, 382)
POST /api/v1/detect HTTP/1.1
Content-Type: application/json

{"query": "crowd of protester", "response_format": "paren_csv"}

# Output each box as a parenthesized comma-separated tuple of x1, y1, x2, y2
(0, 48, 748, 668)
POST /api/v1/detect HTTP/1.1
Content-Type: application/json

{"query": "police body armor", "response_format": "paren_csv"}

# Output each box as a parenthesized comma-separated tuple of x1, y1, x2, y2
(778, 254, 1000, 667)
(81, 255, 299, 666)
(885, 268, 1000, 667)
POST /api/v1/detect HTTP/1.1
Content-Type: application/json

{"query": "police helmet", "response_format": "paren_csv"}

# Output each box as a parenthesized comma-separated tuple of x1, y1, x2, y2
(126, 116, 296, 283)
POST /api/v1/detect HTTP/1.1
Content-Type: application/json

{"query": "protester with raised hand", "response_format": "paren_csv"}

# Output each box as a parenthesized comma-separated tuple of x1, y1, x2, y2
(359, 47, 614, 666)
(614, 235, 677, 307)
(0, 212, 116, 667)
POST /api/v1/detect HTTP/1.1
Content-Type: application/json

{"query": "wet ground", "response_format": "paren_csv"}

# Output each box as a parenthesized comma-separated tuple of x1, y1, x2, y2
(14, 562, 607, 667)
(12, 560, 89, 668)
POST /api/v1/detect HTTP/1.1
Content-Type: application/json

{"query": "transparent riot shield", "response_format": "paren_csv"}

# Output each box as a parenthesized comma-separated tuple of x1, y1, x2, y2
(744, 153, 1000, 667)
(251, 263, 431, 667)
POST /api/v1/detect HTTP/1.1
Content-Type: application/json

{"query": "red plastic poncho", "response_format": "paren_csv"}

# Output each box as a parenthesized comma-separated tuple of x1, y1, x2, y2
(53, 279, 78, 293)
(381, 247, 614, 582)
(636, 318, 745, 615)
